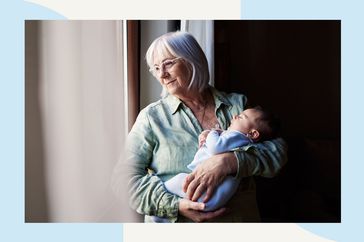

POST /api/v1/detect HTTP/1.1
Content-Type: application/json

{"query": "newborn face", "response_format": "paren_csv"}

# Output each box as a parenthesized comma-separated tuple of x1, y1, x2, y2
(229, 108, 261, 134)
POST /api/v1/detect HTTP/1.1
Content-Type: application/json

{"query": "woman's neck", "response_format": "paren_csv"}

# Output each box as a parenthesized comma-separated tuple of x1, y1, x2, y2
(176, 89, 212, 110)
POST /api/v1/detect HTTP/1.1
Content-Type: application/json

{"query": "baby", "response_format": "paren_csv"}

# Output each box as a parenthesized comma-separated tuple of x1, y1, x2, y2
(153, 106, 280, 222)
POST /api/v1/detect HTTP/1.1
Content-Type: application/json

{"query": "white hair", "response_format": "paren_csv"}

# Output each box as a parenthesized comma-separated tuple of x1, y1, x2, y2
(145, 31, 210, 97)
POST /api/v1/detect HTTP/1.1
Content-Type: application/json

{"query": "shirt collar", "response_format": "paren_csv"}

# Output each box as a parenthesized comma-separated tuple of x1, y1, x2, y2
(164, 86, 233, 115)
(165, 94, 183, 114)
(210, 86, 233, 109)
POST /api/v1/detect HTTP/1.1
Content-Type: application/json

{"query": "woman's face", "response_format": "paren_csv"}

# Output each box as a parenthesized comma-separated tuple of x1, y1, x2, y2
(152, 54, 192, 96)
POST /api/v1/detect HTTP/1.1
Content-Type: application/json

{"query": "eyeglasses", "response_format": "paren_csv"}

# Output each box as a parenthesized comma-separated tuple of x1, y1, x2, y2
(150, 57, 182, 75)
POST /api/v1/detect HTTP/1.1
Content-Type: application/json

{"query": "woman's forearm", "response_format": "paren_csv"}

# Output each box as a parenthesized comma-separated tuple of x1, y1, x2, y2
(128, 173, 179, 218)
(233, 137, 288, 178)
(182, 138, 287, 202)
(112, 109, 181, 219)
(218, 152, 239, 176)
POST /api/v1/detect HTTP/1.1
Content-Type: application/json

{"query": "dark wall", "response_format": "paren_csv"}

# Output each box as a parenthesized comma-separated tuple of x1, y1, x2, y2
(214, 20, 340, 222)
(215, 20, 340, 139)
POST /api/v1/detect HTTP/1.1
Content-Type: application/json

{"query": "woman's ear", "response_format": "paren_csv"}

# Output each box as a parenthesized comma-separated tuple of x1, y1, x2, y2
(249, 129, 260, 141)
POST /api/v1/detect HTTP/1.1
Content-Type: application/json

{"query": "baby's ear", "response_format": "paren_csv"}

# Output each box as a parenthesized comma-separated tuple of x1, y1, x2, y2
(249, 129, 260, 141)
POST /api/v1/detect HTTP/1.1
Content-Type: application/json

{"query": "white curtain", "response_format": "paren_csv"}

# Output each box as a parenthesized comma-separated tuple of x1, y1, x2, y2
(26, 21, 133, 222)
(181, 20, 214, 86)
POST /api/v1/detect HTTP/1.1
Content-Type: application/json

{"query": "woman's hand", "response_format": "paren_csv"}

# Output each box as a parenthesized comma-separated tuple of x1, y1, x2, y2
(182, 152, 237, 202)
(178, 198, 226, 222)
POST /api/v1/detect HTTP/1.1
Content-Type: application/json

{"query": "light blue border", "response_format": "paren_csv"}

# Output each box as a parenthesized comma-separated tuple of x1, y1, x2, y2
(0, 1, 122, 242)
(2, 0, 362, 241)
(243, 0, 364, 241)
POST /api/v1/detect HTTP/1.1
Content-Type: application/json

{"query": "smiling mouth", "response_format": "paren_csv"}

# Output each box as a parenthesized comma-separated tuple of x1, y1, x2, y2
(165, 80, 176, 85)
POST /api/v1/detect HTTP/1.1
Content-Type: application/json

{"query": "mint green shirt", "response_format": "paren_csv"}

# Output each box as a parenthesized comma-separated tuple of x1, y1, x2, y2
(123, 87, 287, 222)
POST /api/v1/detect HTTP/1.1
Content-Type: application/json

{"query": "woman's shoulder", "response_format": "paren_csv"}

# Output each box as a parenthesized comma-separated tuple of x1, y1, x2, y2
(141, 99, 163, 111)
(211, 87, 248, 107)
(137, 96, 178, 118)
(138, 99, 165, 117)
(132, 99, 166, 129)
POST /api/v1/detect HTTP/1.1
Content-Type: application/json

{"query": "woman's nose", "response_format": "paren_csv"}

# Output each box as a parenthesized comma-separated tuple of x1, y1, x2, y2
(159, 69, 169, 78)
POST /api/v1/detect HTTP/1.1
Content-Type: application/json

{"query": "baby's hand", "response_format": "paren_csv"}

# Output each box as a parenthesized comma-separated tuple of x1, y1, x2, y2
(198, 130, 211, 148)
(211, 124, 222, 132)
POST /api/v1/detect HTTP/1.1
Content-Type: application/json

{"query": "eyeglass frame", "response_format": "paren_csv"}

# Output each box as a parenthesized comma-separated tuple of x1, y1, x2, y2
(149, 57, 183, 75)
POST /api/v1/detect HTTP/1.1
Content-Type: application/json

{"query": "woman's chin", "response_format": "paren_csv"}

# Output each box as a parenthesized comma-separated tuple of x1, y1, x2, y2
(165, 83, 179, 94)
(166, 88, 178, 96)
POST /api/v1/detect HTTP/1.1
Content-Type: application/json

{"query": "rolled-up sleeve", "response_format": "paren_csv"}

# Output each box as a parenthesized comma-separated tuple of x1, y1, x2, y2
(233, 137, 288, 179)
(112, 109, 180, 218)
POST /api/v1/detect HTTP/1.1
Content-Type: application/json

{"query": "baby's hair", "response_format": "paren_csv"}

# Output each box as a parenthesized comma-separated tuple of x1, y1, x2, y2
(253, 106, 281, 141)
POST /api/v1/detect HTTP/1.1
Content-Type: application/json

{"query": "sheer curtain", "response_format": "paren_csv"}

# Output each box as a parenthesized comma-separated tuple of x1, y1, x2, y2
(181, 20, 214, 86)
(25, 20, 134, 222)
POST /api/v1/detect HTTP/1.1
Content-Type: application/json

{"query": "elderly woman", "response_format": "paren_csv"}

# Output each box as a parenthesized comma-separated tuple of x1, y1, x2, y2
(112, 31, 287, 222)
